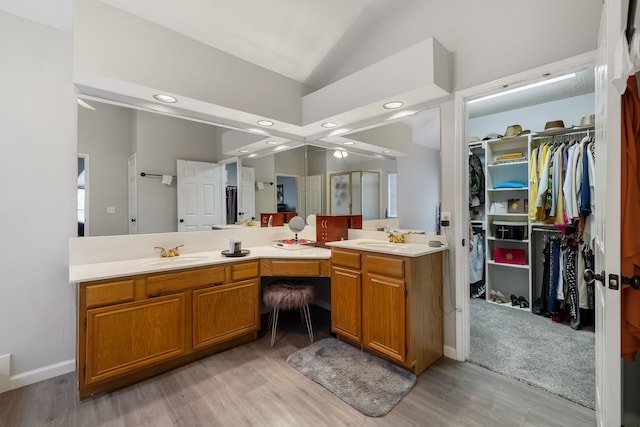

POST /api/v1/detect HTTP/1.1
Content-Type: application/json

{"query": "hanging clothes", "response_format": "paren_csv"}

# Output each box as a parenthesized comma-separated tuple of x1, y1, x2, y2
(621, 75, 640, 362)
(529, 147, 539, 220)
(469, 153, 485, 207)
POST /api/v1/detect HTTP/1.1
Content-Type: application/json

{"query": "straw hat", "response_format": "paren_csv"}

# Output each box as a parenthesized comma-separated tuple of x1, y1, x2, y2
(572, 114, 595, 130)
(468, 136, 481, 143)
(543, 120, 566, 131)
(501, 124, 530, 139)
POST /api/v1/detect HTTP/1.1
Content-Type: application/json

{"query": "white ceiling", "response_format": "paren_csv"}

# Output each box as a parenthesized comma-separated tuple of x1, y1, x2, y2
(100, 0, 399, 88)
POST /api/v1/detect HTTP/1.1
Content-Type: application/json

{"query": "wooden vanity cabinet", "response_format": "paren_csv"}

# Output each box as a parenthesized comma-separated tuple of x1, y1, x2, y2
(83, 293, 188, 386)
(192, 261, 260, 349)
(78, 260, 260, 399)
(330, 249, 362, 343)
(330, 248, 443, 375)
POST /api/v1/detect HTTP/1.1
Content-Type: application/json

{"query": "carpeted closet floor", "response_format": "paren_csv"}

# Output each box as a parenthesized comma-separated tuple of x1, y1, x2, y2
(468, 297, 595, 409)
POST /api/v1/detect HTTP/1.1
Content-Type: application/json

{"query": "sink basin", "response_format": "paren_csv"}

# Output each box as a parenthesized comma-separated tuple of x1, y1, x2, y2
(356, 241, 407, 250)
(142, 256, 208, 266)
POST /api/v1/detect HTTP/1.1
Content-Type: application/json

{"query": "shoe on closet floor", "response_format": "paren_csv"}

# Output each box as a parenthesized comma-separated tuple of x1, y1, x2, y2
(518, 296, 529, 308)
(489, 290, 509, 304)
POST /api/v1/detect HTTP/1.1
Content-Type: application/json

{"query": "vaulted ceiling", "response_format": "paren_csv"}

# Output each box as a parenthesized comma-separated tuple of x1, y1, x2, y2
(100, 0, 400, 89)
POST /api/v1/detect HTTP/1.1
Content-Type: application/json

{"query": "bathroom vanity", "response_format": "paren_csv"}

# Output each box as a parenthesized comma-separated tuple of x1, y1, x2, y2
(71, 246, 330, 400)
(326, 239, 445, 375)
(70, 234, 445, 399)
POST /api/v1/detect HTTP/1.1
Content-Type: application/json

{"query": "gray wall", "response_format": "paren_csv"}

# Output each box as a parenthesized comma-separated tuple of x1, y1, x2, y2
(77, 102, 131, 236)
(0, 11, 77, 378)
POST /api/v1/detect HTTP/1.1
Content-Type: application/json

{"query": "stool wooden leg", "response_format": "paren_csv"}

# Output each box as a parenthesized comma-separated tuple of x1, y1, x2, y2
(270, 307, 279, 347)
(302, 304, 313, 343)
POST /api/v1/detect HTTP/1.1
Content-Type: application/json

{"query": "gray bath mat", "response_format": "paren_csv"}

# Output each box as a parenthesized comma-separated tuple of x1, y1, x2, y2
(286, 338, 416, 417)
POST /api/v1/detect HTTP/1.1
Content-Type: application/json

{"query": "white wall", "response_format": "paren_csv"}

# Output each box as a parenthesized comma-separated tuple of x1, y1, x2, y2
(74, 0, 311, 124)
(0, 11, 77, 385)
(438, 99, 458, 353)
(316, 0, 601, 92)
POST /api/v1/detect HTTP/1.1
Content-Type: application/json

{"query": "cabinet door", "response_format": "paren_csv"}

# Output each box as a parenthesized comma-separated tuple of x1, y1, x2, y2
(192, 279, 259, 349)
(85, 294, 187, 385)
(331, 266, 362, 343)
(363, 273, 406, 363)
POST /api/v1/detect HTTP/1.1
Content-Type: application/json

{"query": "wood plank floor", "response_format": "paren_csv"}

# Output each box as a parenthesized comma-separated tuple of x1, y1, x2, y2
(0, 311, 595, 427)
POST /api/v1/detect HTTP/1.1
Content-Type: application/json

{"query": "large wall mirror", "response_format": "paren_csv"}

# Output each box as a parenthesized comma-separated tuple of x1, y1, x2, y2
(77, 98, 441, 236)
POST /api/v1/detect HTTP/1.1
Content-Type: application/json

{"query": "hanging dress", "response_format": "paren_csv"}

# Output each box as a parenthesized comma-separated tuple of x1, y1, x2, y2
(621, 75, 640, 361)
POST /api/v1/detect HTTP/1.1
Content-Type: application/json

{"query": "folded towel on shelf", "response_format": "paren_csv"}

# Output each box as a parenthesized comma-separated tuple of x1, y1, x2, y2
(161, 175, 172, 185)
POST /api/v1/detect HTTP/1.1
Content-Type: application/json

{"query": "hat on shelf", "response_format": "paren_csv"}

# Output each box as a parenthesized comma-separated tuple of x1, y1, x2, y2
(543, 120, 566, 131)
(501, 124, 530, 139)
(468, 136, 481, 143)
(482, 132, 503, 141)
(571, 113, 595, 130)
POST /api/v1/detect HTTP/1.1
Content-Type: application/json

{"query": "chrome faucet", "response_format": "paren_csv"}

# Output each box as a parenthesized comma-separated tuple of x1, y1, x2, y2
(154, 244, 184, 257)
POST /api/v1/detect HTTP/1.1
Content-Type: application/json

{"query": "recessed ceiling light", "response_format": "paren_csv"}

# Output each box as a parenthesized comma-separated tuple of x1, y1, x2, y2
(257, 120, 273, 126)
(153, 94, 177, 103)
(383, 101, 403, 109)
(266, 140, 278, 145)
(248, 153, 257, 158)
(77, 99, 96, 111)
(239, 149, 250, 153)
(382, 150, 392, 154)
(333, 150, 348, 159)
(322, 122, 337, 128)
(342, 141, 355, 145)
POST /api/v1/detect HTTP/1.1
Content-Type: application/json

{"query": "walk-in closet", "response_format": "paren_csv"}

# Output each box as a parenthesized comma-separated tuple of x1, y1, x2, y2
(465, 66, 597, 409)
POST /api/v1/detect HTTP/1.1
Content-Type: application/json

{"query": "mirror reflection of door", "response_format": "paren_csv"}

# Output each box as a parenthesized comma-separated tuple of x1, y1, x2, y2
(176, 159, 224, 231)
(77, 154, 88, 236)
(302, 174, 322, 218)
(275, 175, 298, 213)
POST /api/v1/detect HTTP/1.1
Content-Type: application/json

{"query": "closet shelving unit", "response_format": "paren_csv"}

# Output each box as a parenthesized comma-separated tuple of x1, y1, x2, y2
(484, 135, 531, 310)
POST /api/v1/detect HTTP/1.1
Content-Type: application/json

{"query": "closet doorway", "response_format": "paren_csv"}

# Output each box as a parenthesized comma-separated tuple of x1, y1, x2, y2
(460, 60, 598, 411)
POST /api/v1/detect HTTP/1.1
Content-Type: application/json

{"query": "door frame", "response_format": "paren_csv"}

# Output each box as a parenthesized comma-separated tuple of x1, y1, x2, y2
(78, 153, 90, 236)
(453, 50, 597, 362)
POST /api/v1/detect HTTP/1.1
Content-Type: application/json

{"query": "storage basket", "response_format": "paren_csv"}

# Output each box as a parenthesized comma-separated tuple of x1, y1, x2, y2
(493, 221, 528, 240)
(494, 248, 526, 265)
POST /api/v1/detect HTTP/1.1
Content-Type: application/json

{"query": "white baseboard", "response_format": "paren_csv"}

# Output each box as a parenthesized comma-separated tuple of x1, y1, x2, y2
(443, 345, 459, 360)
(0, 354, 10, 393)
(10, 359, 75, 391)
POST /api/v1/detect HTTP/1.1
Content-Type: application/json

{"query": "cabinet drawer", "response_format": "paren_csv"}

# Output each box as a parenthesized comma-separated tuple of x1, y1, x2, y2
(85, 279, 135, 308)
(261, 259, 329, 277)
(145, 266, 225, 296)
(331, 249, 361, 270)
(229, 261, 259, 281)
(365, 254, 404, 279)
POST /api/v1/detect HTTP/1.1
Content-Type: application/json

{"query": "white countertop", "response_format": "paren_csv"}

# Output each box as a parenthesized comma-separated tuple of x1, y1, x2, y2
(325, 238, 447, 257)
(70, 245, 331, 283)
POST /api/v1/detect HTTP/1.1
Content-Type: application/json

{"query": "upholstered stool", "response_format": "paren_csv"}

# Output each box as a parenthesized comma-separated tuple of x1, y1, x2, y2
(262, 280, 314, 347)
